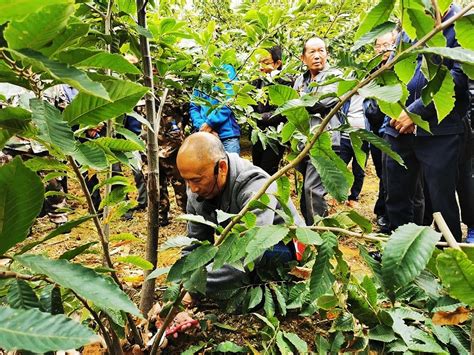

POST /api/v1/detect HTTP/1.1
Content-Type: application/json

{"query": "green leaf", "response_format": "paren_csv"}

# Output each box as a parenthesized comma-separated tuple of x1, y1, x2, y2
(30, 99, 76, 154)
(247, 286, 263, 310)
(161, 235, 198, 251)
(345, 210, 372, 233)
(295, 228, 323, 245)
(309, 232, 337, 299)
(213, 231, 252, 270)
(95, 137, 144, 153)
(216, 209, 236, 224)
(179, 214, 218, 229)
(437, 249, 474, 307)
(268, 84, 299, 106)
(117, 0, 137, 15)
(348, 131, 367, 168)
(276, 331, 293, 355)
(432, 69, 455, 123)
(283, 331, 308, 354)
(11, 49, 109, 100)
(359, 81, 403, 103)
(352, 21, 397, 51)
(276, 176, 290, 203)
(215, 341, 247, 353)
(92, 176, 129, 193)
(19, 215, 94, 254)
(183, 244, 218, 273)
(394, 54, 418, 84)
(381, 224, 441, 292)
(310, 131, 353, 202)
(41, 23, 90, 57)
(182, 342, 206, 355)
(244, 225, 289, 265)
(317, 295, 338, 310)
(15, 254, 142, 317)
(263, 286, 275, 317)
(0, 0, 70, 24)
(331, 312, 354, 331)
(23, 156, 68, 172)
(407, 9, 446, 47)
(183, 266, 207, 295)
(0, 107, 33, 149)
(416, 47, 474, 65)
(7, 280, 40, 309)
(74, 142, 108, 171)
(347, 286, 379, 326)
(462, 63, 474, 80)
(63, 80, 147, 125)
(116, 255, 153, 270)
(145, 267, 171, 281)
(282, 107, 310, 136)
(0, 157, 44, 255)
(0, 307, 99, 353)
(271, 284, 287, 316)
(368, 325, 397, 342)
(354, 0, 395, 40)
(361, 275, 378, 307)
(315, 334, 330, 354)
(59, 242, 97, 260)
(350, 128, 405, 167)
(57, 48, 141, 74)
(455, 15, 474, 51)
(4, 3, 74, 51)
(281, 122, 296, 143)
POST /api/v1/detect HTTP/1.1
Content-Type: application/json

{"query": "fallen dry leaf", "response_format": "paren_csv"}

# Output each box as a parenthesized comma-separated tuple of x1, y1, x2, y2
(432, 306, 470, 326)
(288, 266, 311, 280)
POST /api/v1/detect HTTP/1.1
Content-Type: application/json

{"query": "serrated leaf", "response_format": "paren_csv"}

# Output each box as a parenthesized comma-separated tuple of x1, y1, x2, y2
(352, 21, 397, 51)
(182, 342, 206, 355)
(361, 275, 377, 307)
(268, 84, 299, 106)
(15, 254, 142, 317)
(41, 23, 90, 57)
(455, 15, 474, 51)
(264, 286, 275, 317)
(354, 0, 395, 41)
(4, 3, 74, 51)
(216, 209, 236, 224)
(242, 211, 257, 229)
(283, 331, 308, 354)
(183, 244, 217, 273)
(116, 255, 153, 270)
(0, 307, 99, 353)
(345, 210, 372, 233)
(331, 312, 354, 331)
(368, 325, 397, 342)
(437, 249, 474, 307)
(11, 49, 109, 100)
(19, 215, 94, 254)
(213, 231, 252, 270)
(57, 48, 141, 74)
(295, 228, 323, 245)
(276, 176, 290, 203)
(271, 284, 287, 316)
(7, 280, 40, 309)
(315, 334, 330, 354)
(359, 81, 403, 103)
(416, 47, 474, 65)
(406, 8, 446, 47)
(59, 242, 97, 260)
(276, 331, 292, 355)
(317, 295, 338, 310)
(160, 235, 198, 251)
(394, 54, 418, 84)
(30, 99, 76, 154)
(432, 69, 455, 123)
(63, 80, 147, 125)
(281, 122, 296, 143)
(247, 286, 263, 310)
(74, 142, 108, 171)
(177, 214, 217, 228)
(145, 267, 171, 281)
(244, 225, 289, 265)
(183, 266, 207, 295)
(0, 157, 44, 255)
(382, 224, 441, 293)
(309, 232, 337, 299)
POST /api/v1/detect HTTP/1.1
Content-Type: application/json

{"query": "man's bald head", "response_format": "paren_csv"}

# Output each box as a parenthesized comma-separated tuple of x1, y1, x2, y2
(177, 132, 228, 199)
(178, 132, 226, 165)
(301, 37, 328, 76)
(302, 37, 326, 55)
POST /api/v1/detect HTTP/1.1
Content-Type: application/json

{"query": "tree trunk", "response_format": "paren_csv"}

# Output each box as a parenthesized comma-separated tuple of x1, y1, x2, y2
(137, 0, 160, 316)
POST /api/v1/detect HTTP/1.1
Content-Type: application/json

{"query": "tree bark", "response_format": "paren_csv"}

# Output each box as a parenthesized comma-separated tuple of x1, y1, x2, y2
(137, 0, 161, 316)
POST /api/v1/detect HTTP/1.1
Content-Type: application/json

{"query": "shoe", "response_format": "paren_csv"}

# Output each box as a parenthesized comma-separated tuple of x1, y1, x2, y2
(376, 215, 389, 228)
(466, 228, 474, 244)
(368, 250, 382, 262)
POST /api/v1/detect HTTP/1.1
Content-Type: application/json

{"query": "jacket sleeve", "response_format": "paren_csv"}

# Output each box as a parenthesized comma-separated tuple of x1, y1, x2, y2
(207, 65, 237, 129)
(189, 89, 206, 130)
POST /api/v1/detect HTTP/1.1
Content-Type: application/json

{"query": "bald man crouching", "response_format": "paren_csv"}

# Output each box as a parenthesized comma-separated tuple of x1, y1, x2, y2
(176, 132, 305, 297)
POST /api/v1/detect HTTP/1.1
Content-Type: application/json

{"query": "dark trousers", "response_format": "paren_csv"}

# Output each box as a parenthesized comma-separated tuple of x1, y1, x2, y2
(370, 144, 386, 218)
(252, 140, 285, 176)
(339, 138, 368, 201)
(384, 134, 463, 241)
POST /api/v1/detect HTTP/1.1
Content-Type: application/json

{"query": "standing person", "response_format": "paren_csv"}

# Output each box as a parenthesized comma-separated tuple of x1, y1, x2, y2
(338, 94, 369, 207)
(189, 64, 241, 154)
(251, 46, 291, 175)
(383, 4, 469, 241)
(363, 31, 397, 228)
(293, 37, 342, 225)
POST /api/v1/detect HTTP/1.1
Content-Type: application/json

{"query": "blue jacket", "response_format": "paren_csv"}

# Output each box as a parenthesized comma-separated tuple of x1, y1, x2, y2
(189, 64, 241, 139)
(384, 4, 469, 137)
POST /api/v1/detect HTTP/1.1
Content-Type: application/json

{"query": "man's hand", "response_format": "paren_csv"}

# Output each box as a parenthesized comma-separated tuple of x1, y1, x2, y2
(390, 111, 415, 134)
(199, 123, 219, 137)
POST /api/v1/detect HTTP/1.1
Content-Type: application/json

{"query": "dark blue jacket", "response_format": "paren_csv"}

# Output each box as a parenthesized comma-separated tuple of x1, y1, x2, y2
(189, 64, 240, 139)
(384, 4, 469, 137)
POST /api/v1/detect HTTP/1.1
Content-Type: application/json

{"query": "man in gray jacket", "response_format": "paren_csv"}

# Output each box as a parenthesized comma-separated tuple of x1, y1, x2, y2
(293, 37, 342, 225)
(176, 132, 305, 294)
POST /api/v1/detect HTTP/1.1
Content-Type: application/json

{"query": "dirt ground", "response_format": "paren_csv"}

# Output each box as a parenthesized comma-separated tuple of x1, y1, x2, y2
(20, 142, 383, 353)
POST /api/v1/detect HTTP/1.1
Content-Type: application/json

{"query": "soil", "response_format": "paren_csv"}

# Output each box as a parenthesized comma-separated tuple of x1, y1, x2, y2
(21, 142, 383, 354)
